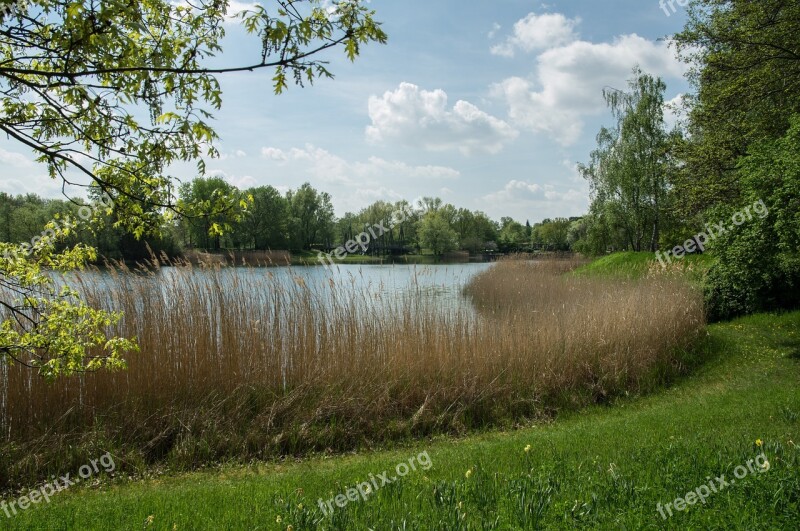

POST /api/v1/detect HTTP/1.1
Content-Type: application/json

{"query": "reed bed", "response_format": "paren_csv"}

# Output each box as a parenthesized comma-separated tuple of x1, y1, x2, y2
(0, 257, 705, 490)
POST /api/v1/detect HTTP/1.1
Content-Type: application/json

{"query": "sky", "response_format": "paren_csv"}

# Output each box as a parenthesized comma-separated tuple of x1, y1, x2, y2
(0, 0, 692, 224)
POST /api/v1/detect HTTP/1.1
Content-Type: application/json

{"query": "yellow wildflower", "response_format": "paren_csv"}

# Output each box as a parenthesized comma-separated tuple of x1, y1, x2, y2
(465, 469, 473, 479)
(524, 444, 532, 453)
(756, 439, 763, 447)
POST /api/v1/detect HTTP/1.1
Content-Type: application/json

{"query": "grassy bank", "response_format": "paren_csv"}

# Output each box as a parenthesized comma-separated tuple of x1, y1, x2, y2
(1, 258, 703, 491)
(4, 311, 798, 529)
(572, 251, 716, 280)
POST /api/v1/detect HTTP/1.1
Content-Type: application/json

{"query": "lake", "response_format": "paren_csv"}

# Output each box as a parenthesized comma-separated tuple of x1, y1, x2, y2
(69, 262, 496, 318)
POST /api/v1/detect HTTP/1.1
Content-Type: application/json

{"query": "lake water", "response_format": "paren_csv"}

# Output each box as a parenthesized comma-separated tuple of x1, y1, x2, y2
(68, 262, 497, 319)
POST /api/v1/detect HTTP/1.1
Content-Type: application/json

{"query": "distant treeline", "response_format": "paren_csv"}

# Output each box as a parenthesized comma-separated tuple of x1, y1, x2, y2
(0, 185, 581, 262)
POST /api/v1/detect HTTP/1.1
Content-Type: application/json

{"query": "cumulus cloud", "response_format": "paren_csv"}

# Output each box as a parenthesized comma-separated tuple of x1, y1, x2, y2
(491, 12, 579, 57)
(260, 144, 354, 185)
(366, 83, 518, 155)
(216, 149, 249, 161)
(483, 180, 589, 217)
(258, 144, 462, 213)
(664, 93, 687, 131)
(207, 169, 257, 189)
(493, 34, 688, 146)
(173, 0, 258, 23)
(260, 144, 461, 184)
(0, 147, 34, 168)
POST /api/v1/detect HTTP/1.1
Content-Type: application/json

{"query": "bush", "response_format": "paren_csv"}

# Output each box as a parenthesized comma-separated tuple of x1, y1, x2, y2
(704, 115, 800, 321)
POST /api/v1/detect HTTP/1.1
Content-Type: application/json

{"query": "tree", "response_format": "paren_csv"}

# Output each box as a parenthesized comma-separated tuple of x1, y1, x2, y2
(498, 217, 527, 253)
(355, 201, 401, 255)
(0, 0, 386, 378)
(392, 200, 419, 252)
(672, 0, 800, 319)
(417, 196, 443, 214)
(237, 186, 289, 250)
(418, 211, 457, 258)
(178, 177, 242, 250)
(705, 116, 800, 320)
(286, 183, 335, 251)
(672, 0, 800, 217)
(532, 218, 572, 251)
(578, 68, 671, 253)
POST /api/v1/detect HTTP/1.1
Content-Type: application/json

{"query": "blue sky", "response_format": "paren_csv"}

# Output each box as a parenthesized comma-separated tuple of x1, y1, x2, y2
(0, 0, 691, 223)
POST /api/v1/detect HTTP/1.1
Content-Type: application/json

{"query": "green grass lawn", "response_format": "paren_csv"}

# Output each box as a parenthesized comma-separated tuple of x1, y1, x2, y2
(573, 251, 716, 280)
(4, 311, 799, 530)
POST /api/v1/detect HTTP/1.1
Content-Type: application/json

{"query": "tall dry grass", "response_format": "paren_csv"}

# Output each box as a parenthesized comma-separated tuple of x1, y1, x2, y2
(0, 257, 705, 490)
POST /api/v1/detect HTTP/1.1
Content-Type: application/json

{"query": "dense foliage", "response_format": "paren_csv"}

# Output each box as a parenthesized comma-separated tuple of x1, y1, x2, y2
(674, 0, 800, 320)
(577, 0, 800, 320)
(1, 187, 579, 259)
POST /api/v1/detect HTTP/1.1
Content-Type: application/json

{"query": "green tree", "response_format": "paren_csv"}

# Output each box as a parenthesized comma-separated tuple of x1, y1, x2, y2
(705, 116, 800, 320)
(0, 0, 385, 378)
(178, 177, 241, 250)
(392, 200, 419, 252)
(418, 211, 458, 258)
(286, 183, 335, 251)
(533, 218, 572, 251)
(672, 0, 800, 319)
(498, 217, 527, 253)
(672, 0, 800, 217)
(579, 68, 671, 253)
(237, 186, 289, 250)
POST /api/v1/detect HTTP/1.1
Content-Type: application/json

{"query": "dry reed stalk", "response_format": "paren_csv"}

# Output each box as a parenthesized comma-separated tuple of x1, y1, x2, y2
(0, 258, 705, 489)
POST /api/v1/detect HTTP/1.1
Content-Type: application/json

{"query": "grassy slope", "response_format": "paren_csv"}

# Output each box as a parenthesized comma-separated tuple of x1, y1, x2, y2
(573, 251, 716, 279)
(6, 312, 799, 530)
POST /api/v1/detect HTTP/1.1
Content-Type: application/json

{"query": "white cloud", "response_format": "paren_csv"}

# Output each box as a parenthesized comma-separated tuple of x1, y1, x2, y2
(265, 144, 354, 185)
(484, 180, 589, 218)
(260, 147, 287, 161)
(490, 12, 579, 57)
(357, 157, 460, 180)
(493, 34, 688, 146)
(0, 148, 34, 168)
(208, 169, 257, 189)
(349, 186, 404, 206)
(664, 93, 687, 131)
(260, 144, 461, 184)
(173, 0, 257, 23)
(366, 83, 518, 155)
(216, 148, 249, 161)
